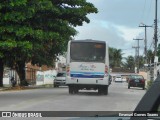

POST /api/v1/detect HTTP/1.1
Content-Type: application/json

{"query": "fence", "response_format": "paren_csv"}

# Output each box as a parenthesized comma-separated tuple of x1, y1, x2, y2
(25, 67, 38, 85)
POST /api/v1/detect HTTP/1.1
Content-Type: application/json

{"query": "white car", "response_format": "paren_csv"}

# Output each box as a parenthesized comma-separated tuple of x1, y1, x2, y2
(115, 76, 122, 82)
(54, 71, 66, 87)
(122, 77, 127, 82)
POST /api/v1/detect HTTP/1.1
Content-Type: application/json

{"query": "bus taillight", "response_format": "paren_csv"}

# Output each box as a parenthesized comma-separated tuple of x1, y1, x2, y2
(66, 66, 70, 76)
(105, 65, 108, 74)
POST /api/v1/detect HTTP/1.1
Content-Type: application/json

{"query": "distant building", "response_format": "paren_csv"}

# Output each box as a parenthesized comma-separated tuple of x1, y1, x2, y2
(55, 55, 66, 72)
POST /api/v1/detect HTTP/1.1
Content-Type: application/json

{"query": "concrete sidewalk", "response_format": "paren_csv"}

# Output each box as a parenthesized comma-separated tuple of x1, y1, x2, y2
(0, 87, 10, 91)
(0, 85, 53, 91)
(0, 86, 33, 91)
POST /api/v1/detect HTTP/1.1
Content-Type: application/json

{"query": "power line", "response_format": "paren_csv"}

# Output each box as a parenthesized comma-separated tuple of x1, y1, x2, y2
(141, 0, 147, 21)
(146, 0, 153, 24)
(149, 41, 154, 50)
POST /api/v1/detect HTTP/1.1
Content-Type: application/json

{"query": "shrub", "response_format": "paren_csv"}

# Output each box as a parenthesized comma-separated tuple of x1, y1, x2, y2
(147, 80, 153, 90)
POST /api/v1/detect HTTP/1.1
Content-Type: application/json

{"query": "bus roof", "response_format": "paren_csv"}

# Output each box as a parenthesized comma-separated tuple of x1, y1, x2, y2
(71, 39, 107, 44)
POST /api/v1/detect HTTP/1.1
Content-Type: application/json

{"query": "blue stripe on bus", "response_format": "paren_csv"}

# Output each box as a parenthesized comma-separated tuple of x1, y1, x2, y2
(70, 71, 104, 75)
(70, 71, 104, 78)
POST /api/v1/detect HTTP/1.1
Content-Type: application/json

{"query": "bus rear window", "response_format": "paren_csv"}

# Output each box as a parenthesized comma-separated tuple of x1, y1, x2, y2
(70, 42, 105, 62)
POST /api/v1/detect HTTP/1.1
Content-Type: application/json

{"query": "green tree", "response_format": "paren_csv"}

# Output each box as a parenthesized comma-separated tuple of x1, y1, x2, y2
(113, 49, 123, 67)
(124, 55, 135, 70)
(139, 55, 145, 69)
(109, 47, 115, 68)
(157, 44, 160, 62)
(0, 0, 98, 87)
(147, 50, 154, 63)
(109, 47, 123, 68)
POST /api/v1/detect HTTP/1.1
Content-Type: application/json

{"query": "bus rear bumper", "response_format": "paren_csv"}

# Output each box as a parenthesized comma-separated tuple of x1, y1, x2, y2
(67, 84, 108, 90)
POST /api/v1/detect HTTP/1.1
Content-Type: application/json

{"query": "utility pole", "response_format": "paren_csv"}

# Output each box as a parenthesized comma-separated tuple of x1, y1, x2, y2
(132, 46, 139, 73)
(154, 0, 158, 56)
(154, 0, 158, 80)
(133, 38, 143, 73)
(139, 23, 152, 64)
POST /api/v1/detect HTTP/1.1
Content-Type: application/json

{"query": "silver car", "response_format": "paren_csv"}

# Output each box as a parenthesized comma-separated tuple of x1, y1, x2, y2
(115, 76, 122, 82)
(54, 71, 66, 87)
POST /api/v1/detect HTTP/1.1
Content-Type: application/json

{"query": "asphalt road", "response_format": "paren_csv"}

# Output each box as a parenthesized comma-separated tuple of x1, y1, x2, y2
(0, 82, 146, 120)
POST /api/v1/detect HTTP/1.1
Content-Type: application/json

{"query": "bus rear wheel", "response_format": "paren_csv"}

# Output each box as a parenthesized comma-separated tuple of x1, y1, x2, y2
(98, 86, 108, 95)
(69, 86, 79, 94)
(103, 86, 108, 95)
(74, 88, 79, 94)
(69, 86, 74, 94)
(98, 88, 103, 95)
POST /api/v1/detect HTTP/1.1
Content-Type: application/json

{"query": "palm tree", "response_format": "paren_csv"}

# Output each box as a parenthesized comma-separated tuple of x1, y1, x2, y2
(109, 47, 115, 68)
(109, 47, 123, 68)
(124, 55, 135, 70)
(113, 49, 123, 67)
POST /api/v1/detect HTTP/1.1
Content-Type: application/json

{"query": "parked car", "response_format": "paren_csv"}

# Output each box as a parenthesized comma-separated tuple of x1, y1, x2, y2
(54, 71, 66, 87)
(128, 75, 145, 90)
(115, 75, 122, 82)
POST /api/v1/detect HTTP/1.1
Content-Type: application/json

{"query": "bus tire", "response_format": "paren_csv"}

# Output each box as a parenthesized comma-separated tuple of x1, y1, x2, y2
(103, 86, 108, 95)
(74, 88, 79, 94)
(69, 86, 74, 94)
(98, 88, 103, 95)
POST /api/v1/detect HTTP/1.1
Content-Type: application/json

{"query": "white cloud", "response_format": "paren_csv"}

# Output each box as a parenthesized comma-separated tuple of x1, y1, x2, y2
(74, 20, 142, 58)
(74, 0, 159, 57)
(115, 26, 144, 41)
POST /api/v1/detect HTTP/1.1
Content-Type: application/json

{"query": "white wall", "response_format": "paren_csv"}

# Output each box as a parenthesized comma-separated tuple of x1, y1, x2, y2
(43, 70, 57, 84)
(36, 70, 57, 85)
(36, 71, 44, 85)
(3, 70, 17, 85)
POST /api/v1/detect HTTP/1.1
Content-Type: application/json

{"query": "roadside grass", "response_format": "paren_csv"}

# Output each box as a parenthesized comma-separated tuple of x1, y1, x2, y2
(146, 80, 153, 90)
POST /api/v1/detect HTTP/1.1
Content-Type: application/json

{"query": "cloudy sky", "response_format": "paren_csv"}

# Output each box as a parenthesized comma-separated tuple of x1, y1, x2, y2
(74, 0, 160, 58)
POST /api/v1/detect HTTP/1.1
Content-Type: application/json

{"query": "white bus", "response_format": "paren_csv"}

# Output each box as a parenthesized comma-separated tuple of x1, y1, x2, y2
(66, 39, 110, 95)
